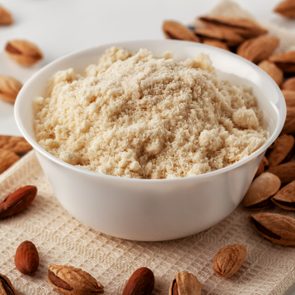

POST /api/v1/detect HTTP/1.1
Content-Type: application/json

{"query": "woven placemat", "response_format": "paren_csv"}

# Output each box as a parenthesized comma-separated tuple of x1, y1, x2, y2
(0, 151, 294, 295)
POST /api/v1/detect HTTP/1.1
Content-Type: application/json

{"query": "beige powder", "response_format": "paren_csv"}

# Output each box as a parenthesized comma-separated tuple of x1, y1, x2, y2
(34, 47, 267, 179)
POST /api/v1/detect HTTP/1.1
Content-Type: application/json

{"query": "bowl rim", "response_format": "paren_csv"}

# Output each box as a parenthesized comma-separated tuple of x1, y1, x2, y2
(14, 39, 287, 183)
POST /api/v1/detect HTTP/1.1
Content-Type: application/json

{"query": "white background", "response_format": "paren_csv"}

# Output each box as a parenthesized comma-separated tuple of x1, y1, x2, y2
(0, 0, 295, 293)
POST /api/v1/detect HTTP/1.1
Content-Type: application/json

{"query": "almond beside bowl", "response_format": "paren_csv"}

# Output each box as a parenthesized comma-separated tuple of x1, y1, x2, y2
(14, 40, 286, 241)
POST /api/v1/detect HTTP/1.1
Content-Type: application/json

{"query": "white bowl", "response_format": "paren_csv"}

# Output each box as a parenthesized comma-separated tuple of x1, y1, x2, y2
(15, 40, 286, 241)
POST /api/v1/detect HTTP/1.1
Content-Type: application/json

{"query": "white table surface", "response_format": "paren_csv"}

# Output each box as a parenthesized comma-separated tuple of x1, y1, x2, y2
(1, 0, 295, 293)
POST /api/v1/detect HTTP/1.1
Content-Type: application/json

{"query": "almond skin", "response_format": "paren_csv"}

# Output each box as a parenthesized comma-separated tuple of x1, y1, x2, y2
(272, 180, 295, 210)
(282, 78, 295, 91)
(274, 0, 295, 18)
(0, 6, 13, 25)
(169, 271, 202, 295)
(15, 241, 39, 275)
(270, 51, 295, 73)
(0, 149, 20, 174)
(259, 60, 283, 86)
(282, 107, 295, 134)
(0, 75, 22, 104)
(269, 161, 295, 184)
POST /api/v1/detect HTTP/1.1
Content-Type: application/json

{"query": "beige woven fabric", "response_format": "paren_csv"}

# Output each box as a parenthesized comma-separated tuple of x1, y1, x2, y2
(0, 151, 295, 295)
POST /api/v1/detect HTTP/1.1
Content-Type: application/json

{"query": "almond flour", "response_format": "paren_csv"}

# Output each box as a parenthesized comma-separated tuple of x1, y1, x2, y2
(34, 47, 267, 179)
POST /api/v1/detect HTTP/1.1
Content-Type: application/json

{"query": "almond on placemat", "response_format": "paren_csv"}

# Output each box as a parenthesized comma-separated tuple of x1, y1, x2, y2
(162, 20, 199, 42)
(251, 212, 295, 246)
(0, 5, 13, 25)
(5, 39, 43, 67)
(272, 180, 295, 210)
(0, 135, 32, 155)
(282, 78, 295, 91)
(269, 161, 295, 184)
(270, 51, 295, 73)
(0, 149, 20, 174)
(259, 60, 283, 86)
(237, 35, 279, 63)
(169, 271, 202, 295)
(0, 75, 22, 104)
(0, 274, 17, 294)
(274, 0, 295, 19)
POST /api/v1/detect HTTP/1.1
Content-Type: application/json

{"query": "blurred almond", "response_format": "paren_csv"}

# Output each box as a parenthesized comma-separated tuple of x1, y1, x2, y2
(272, 180, 295, 210)
(5, 39, 43, 67)
(0, 149, 20, 174)
(0, 75, 22, 104)
(282, 78, 295, 91)
(0, 274, 17, 294)
(0, 136, 32, 155)
(237, 35, 279, 63)
(162, 20, 199, 42)
(282, 107, 295, 134)
(259, 60, 283, 86)
(202, 39, 229, 50)
(274, 0, 295, 18)
(269, 161, 295, 184)
(282, 90, 295, 108)
(270, 51, 295, 73)
(0, 6, 13, 25)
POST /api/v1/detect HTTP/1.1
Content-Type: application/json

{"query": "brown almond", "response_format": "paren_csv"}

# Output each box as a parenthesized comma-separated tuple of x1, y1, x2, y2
(202, 39, 229, 50)
(0, 274, 17, 294)
(237, 35, 280, 64)
(15, 241, 39, 275)
(268, 134, 294, 166)
(48, 264, 103, 295)
(272, 180, 295, 210)
(212, 244, 247, 278)
(282, 90, 295, 108)
(169, 271, 202, 295)
(162, 20, 199, 42)
(282, 107, 295, 134)
(259, 60, 284, 86)
(5, 39, 43, 67)
(0, 6, 13, 25)
(0, 75, 22, 104)
(0, 149, 20, 174)
(0, 185, 37, 219)
(199, 16, 267, 38)
(282, 78, 295, 91)
(0, 136, 32, 155)
(274, 0, 295, 18)
(269, 161, 295, 184)
(270, 51, 295, 73)
(251, 212, 295, 246)
(122, 267, 154, 295)
(255, 157, 269, 177)
(242, 172, 281, 208)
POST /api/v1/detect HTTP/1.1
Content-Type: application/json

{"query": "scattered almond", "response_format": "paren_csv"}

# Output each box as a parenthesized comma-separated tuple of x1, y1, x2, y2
(242, 172, 281, 208)
(0, 274, 17, 294)
(48, 264, 104, 295)
(0, 149, 20, 174)
(0, 185, 37, 219)
(212, 244, 247, 278)
(251, 212, 295, 246)
(274, 0, 295, 19)
(282, 78, 295, 91)
(169, 271, 202, 295)
(5, 39, 43, 67)
(282, 90, 295, 108)
(0, 75, 22, 104)
(162, 20, 199, 42)
(259, 60, 283, 86)
(15, 241, 39, 275)
(0, 135, 32, 155)
(255, 157, 269, 177)
(268, 134, 294, 166)
(270, 51, 295, 73)
(282, 107, 295, 134)
(202, 39, 229, 50)
(272, 180, 295, 211)
(269, 161, 295, 184)
(237, 35, 279, 63)
(122, 267, 154, 295)
(0, 6, 13, 25)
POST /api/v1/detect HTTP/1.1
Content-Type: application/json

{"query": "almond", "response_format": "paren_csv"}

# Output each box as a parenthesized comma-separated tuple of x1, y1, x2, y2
(237, 35, 279, 64)
(269, 161, 295, 184)
(272, 180, 295, 210)
(255, 157, 269, 177)
(242, 172, 281, 208)
(169, 271, 202, 295)
(258, 60, 283, 86)
(0, 149, 20, 174)
(0, 274, 16, 294)
(202, 39, 229, 50)
(0, 185, 37, 219)
(0, 6, 13, 25)
(162, 20, 199, 42)
(282, 107, 295, 134)
(282, 78, 295, 91)
(251, 212, 295, 246)
(274, 0, 295, 18)
(212, 244, 247, 278)
(5, 39, 43, 67)
(282, 90, 295, 108)
(268, 134, 294, 166)
(48, 264, 103, 295)
(270, 51, 295, 73)
(0, 75, 22, 104)
(15, 241, 39, 275)
(0, 136, 32, 155)
(122, 267, 154, 295)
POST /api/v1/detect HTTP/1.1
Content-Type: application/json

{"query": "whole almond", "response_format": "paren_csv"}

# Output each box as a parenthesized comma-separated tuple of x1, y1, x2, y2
(259, 60, 283, 86)
(0, 75, 22, 104)
(255, 157, 269, 177)
(48, 264, 104, 295)
(0, 6, 13, 25)
(237, 35, 279, 64)
(212, 244, 247, 278)
(272, 180, 295, 210)
(15, 241, 39, 275)
(274, 0, 295, 18)
(162, 20, 199, 42)
(169, 271, 202, 295)
(122, 267, 154, 295)
(269, 161, 295, 184)
(0, 136, 31, 155)
(251, 212, 295, 246)
(0, 274, 17, 294)
(202, 39, 229, 50)
(0, 185, 37, 219)
(0, 149, 20, 174)
(282, 78, 295, 91)
(282, 107, 295, 134)
(282, 90, 295, 108)
(270, 51, 295, 73)
(5, 39, 43, 67)
(242, 172, 281, 208)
